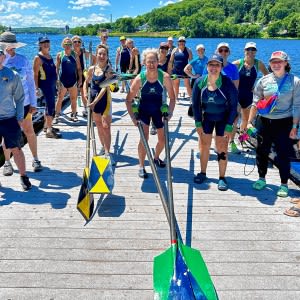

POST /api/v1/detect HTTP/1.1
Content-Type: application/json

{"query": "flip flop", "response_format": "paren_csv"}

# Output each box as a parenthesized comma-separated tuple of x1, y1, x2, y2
(284, 206, 300, 217)
(290, 198, 300, 204)
(252, 179, 266, 190)
(277, 185, 288, 197)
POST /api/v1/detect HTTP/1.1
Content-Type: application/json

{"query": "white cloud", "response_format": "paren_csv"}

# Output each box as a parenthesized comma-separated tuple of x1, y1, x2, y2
(71, 13, 109, 26)
(39, 10, 56, 16)
(68, 0, 110, 10)
(159, 0, 181, 6)
(0, 13, 66, 27)
(0, 1, 39, 13)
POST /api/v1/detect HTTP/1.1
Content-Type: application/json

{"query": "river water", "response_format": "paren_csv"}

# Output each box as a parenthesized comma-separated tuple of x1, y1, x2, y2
(13, 34, 300, 76)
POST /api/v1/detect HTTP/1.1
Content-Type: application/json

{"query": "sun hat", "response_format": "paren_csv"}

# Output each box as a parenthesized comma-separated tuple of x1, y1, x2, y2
(196, 44, 205, 50)
(178, 36, 186, 42)
(217, 42, 230, 51)
(38, 36, 50, 43)
(244, 42, 257, 50)
(269, 51, 289, 62)
(119, 36, 126, 41)
(207, 54, 223, 64)
(167, 37, 173, 41)
(159, 42, 169, 48)
(0, 31, 26, 48)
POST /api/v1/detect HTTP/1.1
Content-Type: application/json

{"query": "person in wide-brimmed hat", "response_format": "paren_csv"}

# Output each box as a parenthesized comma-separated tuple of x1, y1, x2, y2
(0, 31, 27, 48)
(1, 31, 43, 175)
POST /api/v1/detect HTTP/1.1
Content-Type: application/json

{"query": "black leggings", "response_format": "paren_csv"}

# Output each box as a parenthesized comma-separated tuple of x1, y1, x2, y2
(255, 116, 293, 184)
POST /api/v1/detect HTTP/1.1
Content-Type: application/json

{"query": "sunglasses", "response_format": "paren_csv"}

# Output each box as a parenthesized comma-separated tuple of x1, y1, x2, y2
(64, 43, 72, 46)
(73, 40, 81, 44)
(102, 36, 108, 39)
(160, 47, 168, 50)
(246, 47, 256, 51)
(219, 48, 229, 53)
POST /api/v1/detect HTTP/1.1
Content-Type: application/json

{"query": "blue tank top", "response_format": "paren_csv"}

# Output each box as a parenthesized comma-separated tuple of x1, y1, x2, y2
(173, 47, 189, 74)
(140, 71, 164, 112)
(59, 51, 77, 84)
(38, 54, 57, 85)
(120, 46, 131, 68)
(90, 67, 107, 100)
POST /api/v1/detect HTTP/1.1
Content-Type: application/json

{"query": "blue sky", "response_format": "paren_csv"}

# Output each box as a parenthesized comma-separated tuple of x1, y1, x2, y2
(0, 0, 182, 28)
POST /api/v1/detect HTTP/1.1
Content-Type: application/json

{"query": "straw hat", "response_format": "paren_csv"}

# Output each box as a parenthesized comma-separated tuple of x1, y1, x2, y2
(0, 31, 26, 49)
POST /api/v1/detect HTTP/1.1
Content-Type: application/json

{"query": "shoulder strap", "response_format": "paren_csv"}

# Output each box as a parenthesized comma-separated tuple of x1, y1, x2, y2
(277, 73, 288, 94)
(238, 58, 244, 71)
(157, 69, 164, 86)
(60, 50, 64, 60)
(140, 70, 146, 87)
(254, 59, 259, 71)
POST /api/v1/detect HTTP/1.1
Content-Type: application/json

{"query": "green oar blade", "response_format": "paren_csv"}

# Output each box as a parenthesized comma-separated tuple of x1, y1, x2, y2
(153, 242, 218, 300)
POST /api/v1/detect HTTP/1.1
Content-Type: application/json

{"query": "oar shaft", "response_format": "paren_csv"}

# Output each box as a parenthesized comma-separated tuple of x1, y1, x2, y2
(86, 88, 92, 168)
(137, 121, 171, 223)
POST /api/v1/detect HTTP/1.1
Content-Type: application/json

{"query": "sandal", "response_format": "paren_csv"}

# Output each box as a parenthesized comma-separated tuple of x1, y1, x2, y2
(290, 198, 300, 204)
(252, 179, 266, 190)
(277, 185, 288, 197)
(194, 173, 207, 184)
(284, 206, 300, 217)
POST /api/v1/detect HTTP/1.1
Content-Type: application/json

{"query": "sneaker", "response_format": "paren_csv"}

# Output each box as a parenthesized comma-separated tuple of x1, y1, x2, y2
(32, 159, 42, 172)
(154, 158, 166, 168)
(46, 129, 62, 139)
(53, 114, 60, 124)
(218, 178, 228, 191)
(43, 127, 60, 133)
(20, 175, 32, 191)
(138, 168, 148, 179)
(3, 161, 13, 176)
(70, 112, 78, 122)
(98, 146, 105, 156)
(150, 125, 157, 135)
(229, 141, 241, 154)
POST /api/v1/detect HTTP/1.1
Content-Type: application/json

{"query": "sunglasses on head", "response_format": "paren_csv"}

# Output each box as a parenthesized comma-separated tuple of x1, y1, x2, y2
(246, 47, 256, 51)
(219, 48, 229, 53)
(73, 40, 81, 44)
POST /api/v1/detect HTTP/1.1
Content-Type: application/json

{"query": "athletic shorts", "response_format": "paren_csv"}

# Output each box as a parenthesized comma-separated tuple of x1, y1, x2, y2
(202, 118, 226, 136)
(0, 117, 22, 149)
(139, 109, 164, 129)
(40, 82, 56, 117)
(92, 94, 112, 116)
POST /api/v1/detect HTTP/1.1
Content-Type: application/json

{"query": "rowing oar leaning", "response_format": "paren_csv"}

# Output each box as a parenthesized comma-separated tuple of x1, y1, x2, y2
(132, 102, 219, 300)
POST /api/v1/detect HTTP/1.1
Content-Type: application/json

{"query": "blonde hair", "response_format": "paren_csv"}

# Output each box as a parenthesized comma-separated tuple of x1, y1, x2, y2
(61, 37, 72, 47)
(71, 35, 82, 42)
(142, 48, 159, 64)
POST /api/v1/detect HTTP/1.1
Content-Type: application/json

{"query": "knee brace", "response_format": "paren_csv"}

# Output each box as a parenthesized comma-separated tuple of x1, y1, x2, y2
(217, 152, 227, 161)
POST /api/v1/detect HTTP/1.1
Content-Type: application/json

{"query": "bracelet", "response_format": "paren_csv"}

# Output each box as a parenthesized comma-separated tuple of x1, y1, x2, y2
(195, 121, 202, 128)
(225, 124, 233, 132)
(292, 124, 299, 129)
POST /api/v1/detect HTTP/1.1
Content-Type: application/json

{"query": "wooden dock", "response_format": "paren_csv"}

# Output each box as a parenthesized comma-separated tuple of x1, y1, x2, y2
(0, 89, 299, 300)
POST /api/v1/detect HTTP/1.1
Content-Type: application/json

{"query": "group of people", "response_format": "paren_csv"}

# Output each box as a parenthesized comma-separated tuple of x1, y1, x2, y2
(1, 31, 300, 218)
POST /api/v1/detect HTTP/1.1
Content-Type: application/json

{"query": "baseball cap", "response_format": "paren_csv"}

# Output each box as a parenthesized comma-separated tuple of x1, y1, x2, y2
(38, 36, 50, 43)
(196, 44, 205, 50)
(160, 42, 169, 48)
(244, 42, 257, 50)
(217, 42, 230, 50)
(167, 37, 173, 41)
(207, 54, 223, 64)
(119, 36, 126, 41)
(269, 51, 289, 62)
(178, 36, 186, 42)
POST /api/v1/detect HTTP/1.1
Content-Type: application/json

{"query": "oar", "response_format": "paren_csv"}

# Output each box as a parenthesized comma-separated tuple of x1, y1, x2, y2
(77, 88, 94, 221)
(153, 104, 219, 300)
(99, 73, 137, 88)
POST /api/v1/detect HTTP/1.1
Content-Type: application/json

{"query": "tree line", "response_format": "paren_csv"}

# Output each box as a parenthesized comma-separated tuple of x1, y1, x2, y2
(71, 0, 300, 38)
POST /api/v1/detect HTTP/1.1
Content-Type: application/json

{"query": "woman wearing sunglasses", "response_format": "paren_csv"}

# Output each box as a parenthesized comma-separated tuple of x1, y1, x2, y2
(54, 37, 82, 123)
(232, 42, 268, 133)
(192, 54, 238, 191)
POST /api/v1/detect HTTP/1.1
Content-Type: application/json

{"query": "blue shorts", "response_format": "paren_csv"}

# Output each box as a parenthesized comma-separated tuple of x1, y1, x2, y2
(202, 119, 226, 136)
(0, 117, 22, 149)
(139, 109, 163, 129)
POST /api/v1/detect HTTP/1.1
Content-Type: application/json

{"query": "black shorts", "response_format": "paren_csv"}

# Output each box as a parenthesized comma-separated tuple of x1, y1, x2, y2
(202, 118, 226, 136)
(0, 117, 22, 149)
(139, 110, 164, 129)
